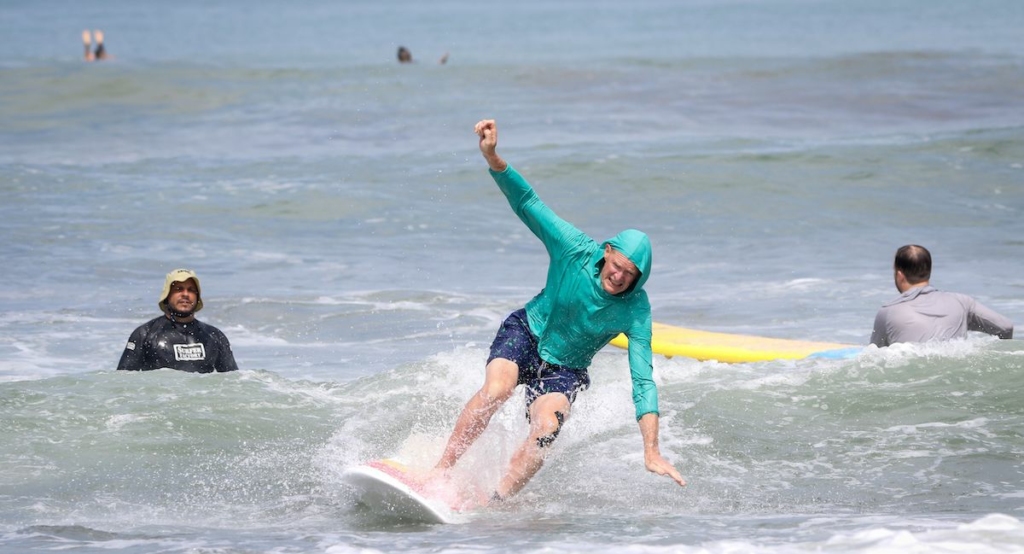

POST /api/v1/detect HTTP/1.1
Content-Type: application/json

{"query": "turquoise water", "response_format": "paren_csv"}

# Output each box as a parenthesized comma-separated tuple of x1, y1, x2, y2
(2, 0, 1023, 552)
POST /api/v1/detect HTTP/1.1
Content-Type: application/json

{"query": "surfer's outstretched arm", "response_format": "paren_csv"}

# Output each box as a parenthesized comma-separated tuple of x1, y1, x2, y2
(639, 413, 686, 486)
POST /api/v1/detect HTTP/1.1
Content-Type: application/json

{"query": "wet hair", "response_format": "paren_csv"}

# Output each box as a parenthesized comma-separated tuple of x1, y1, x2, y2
(894, 244, 931, 284)
(397, 46, 411, 63)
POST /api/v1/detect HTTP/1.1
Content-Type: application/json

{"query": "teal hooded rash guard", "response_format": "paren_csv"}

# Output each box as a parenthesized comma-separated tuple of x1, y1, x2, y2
(490, 165, 658, 421)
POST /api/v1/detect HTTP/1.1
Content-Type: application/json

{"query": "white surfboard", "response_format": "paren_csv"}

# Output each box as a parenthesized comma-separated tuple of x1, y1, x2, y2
(342, 458, 456, 524)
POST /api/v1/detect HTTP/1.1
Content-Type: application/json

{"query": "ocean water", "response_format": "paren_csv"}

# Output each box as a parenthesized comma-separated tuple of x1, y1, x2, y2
(2, 0, 1023, 552)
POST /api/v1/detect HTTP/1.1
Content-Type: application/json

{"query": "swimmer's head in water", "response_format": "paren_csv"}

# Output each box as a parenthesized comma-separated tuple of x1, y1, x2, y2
(158, 268, 204, 316)
(397, 46, 412, 63)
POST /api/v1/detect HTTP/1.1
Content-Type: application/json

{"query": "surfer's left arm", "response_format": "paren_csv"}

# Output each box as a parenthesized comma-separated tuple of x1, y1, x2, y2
(626, 307, 658, 420)
(627, 312, 685, 486)
(211, 327, 240, 372)
(638, 412, 686, 486)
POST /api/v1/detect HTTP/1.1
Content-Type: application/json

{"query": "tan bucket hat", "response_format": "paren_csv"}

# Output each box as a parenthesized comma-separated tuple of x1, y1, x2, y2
(158, 268, 203, 313)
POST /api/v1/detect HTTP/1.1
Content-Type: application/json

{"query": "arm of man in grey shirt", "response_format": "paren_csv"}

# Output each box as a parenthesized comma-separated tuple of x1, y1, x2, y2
(966, 297, 1014, 339)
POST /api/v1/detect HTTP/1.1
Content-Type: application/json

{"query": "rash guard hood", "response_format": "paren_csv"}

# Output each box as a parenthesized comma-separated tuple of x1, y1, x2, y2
(604, 229, 652, 295)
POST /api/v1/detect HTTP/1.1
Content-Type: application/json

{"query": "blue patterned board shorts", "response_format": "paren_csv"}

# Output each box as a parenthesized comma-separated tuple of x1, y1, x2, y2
(488, 308, 591, 420)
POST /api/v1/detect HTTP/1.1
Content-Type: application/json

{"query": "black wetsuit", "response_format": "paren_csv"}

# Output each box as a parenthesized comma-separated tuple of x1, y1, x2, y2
(116, 315, 239, 373)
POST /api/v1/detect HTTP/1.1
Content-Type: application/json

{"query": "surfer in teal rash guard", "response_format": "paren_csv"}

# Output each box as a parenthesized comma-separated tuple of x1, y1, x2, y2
(116, 269, 239, 373)
(434, 119, 686, 503)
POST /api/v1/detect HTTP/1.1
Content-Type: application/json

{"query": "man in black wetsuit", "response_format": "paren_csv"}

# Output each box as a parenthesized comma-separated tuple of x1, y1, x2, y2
(117, 269, 239, 373)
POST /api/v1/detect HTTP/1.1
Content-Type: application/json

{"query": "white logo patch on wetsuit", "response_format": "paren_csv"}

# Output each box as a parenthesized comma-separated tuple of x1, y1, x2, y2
(174, 343, 207, 361)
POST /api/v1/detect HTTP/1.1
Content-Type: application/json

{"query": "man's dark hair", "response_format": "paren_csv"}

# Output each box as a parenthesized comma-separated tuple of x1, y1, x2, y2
(894, 244, 931, 284)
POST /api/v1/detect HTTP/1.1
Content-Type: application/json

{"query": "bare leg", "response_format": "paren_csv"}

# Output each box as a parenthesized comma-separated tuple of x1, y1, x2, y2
(493, 392, 571, 499)
(435, 358, 519, 470)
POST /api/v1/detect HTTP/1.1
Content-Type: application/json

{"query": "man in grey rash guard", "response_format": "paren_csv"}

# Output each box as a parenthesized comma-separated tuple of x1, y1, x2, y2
(117, 269, 239, 373)
(871, 245, 1013, 347)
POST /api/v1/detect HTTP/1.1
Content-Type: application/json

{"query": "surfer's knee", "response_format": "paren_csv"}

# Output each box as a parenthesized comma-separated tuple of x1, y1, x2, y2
(479, 380, 515, 406)
(475, 362, 516, 401)
(480, 359, 518, 403)
(535, 410, 565, 448)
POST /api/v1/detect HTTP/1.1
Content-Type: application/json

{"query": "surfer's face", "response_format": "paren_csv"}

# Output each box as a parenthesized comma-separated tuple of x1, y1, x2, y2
(601, 245, 639, 295)
(167, 279, 199, 314)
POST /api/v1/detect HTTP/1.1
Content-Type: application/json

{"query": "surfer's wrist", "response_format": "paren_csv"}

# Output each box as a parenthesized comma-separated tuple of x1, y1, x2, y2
(484, 154, 507, 173)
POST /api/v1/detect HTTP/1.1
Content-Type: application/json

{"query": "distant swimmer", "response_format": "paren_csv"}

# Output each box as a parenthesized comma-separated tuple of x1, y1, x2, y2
(93, 29, 109, 60)
(397, 46, 412, 63)
(432, 120, 685, 504)
(870, 244, 1013, 347)
(396, 45, 448, 64)
(81, 30, 95, 61)
(117, 269, 239, 373)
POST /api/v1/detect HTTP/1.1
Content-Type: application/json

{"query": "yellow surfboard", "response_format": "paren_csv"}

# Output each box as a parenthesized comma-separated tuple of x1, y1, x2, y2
(610, 322, 860, 363)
